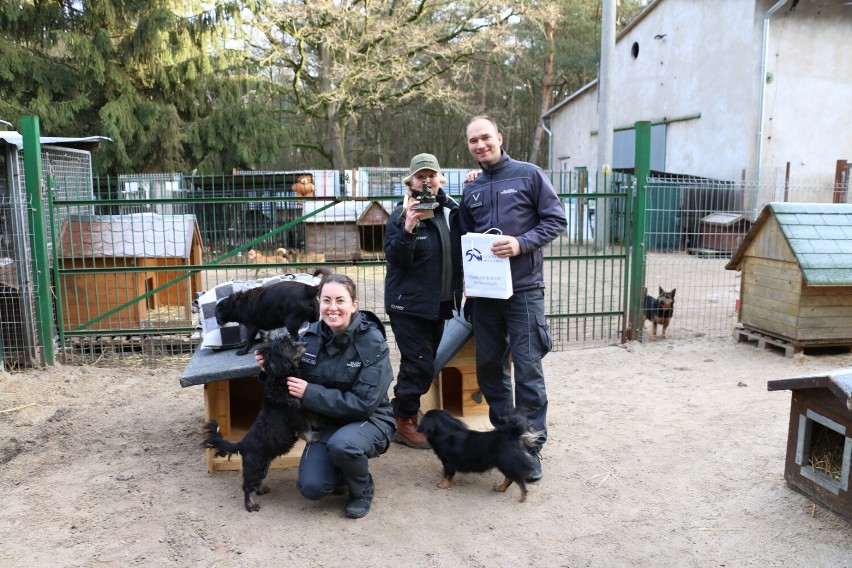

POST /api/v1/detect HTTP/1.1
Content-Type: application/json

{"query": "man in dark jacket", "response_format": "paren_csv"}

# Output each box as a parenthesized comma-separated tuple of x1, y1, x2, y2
(459, 116, 567, 481)
(384, 153, 462, 448)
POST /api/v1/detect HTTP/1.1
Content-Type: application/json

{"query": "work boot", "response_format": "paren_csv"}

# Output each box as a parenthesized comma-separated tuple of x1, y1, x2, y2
(526, 447, 543, 482)
(393, 415, 431, 449)
(345, 475, 375, 519)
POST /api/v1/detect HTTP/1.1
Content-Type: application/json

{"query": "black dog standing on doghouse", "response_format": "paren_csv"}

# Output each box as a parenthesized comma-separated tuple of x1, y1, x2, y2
(215, 269, 330, 355)
(643, 286, 676, 340)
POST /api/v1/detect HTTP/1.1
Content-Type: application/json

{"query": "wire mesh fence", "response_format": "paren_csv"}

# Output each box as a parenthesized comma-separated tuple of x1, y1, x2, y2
(3, 161, 849, 369)
(642, 175, 851, 341)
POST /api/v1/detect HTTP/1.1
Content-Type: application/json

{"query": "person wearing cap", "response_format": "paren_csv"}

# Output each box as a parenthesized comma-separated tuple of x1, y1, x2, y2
(383, 153, 463, 448)
(458, 115, 567, 481)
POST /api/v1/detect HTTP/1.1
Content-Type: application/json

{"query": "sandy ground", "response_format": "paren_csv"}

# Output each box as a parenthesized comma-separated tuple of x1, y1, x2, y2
(2, 332, 852, 568)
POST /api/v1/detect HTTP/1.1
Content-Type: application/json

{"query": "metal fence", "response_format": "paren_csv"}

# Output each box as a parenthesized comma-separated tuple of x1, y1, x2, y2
(5, 156, 847, 369)
(642, 175, 852, 340)
(38, 169, 632, 366)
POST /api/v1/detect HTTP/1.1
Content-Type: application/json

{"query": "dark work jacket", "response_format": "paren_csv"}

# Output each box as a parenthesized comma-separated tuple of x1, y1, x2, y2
(459, 151, 567, 293)
(383, 189, 463, 320)
(298, 310, 395, 441)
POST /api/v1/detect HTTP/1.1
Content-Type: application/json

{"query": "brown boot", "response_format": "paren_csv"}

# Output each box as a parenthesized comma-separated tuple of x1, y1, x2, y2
(393, 415, 431, 449)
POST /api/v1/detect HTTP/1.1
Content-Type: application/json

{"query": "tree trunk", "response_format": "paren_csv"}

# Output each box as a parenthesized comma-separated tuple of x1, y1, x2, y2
(529, 20, 555, 166)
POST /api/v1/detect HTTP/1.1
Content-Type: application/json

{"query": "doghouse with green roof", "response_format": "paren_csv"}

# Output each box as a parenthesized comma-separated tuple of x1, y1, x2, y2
(726, 203, 852, 355)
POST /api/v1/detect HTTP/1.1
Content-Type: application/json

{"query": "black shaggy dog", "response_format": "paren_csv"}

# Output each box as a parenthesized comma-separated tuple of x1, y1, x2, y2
(216, 268, 331, 355)
(417, 409, 541, 502)
(643, 286, 676, 340)
(203, 335, 307, 512)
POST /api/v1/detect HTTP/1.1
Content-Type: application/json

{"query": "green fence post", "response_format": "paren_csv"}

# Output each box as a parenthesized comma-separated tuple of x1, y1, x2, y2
(21, 115, 55, 365)
(627, 121, 651, 340)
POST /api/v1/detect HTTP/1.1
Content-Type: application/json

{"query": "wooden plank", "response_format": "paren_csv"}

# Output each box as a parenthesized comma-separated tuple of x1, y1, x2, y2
(740, 309, 797, 339)
(744, 216, 796, 263)
(799, 292, 852, 307)
(744, 289, 799, 314)
(797, 305, 852, 319)
(743, 270, 802, 296)
(747, 257, 801, 280)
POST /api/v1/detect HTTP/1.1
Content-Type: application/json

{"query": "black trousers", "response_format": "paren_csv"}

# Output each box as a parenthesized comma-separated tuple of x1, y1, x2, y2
(389, 313, 445, 419)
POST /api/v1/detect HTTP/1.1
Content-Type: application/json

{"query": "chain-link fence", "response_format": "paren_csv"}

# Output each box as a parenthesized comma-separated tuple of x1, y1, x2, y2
(642, 175, 851, 341)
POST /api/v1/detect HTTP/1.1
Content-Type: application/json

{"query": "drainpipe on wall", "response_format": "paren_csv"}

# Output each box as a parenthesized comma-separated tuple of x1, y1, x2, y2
(756, 0, 790, 186)
(540, 116, 553, 172)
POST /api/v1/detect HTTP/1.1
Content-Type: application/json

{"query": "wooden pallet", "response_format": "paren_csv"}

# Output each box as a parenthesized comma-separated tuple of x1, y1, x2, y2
(733, 327, 803, 358)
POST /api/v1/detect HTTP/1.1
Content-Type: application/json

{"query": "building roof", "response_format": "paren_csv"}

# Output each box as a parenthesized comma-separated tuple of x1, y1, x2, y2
(726, 202, 852, 285)
(0, 130, 111, 149)
(767, 366, 852, 411)
(700, 212, 748, 227)
(58, 213, 200, 259)
(301, 199, 389, 224)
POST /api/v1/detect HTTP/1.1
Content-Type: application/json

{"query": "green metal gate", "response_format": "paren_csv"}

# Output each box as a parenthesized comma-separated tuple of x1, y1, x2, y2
(548, 170, 635, 348)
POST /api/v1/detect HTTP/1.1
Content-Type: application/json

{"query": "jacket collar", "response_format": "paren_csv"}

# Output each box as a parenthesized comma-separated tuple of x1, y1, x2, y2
(478, 150, 510, 175)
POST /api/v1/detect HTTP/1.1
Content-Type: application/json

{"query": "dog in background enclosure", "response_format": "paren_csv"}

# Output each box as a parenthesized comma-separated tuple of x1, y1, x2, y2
(203, 335, 308, 512)
(643, 286, 676, 340)
(248, 247, 288, 277)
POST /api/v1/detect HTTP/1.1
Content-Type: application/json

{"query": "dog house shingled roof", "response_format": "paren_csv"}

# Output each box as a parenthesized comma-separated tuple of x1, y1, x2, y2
(57, 213, 201, 259)
(726, 202, 852, 286)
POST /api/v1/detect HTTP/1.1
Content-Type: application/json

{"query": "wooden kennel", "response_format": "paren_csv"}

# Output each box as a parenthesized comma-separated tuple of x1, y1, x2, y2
(726, 203, 852, 355)
(767, 367, 852, 523)
(421, 315, 489, 418)
(180, 347, 303, 472)
(57, 213, 203, 330)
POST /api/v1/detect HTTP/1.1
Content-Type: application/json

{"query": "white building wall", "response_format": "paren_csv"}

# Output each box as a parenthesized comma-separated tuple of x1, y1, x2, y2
(759, 2, 852, 182)
(547, 0, 852, 185)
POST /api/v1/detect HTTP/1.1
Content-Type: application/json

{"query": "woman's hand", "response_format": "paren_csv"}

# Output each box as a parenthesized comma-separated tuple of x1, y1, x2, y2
(287, 376, 308, 399)
(464, 169, 482, 183)
(254, 351, 266, 371)
(404, 204, 422, 233)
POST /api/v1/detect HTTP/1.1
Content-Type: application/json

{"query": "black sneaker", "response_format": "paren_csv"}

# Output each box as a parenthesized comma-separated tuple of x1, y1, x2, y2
(526, 448, 543, 482)
(345, 475, 375, 519)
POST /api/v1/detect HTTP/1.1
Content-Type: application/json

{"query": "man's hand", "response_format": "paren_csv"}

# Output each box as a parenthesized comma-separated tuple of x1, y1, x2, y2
(491, 236, 521, 258)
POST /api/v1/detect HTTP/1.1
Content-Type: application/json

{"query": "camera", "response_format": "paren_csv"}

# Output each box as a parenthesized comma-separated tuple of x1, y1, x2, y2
(411, 179, 439, 211)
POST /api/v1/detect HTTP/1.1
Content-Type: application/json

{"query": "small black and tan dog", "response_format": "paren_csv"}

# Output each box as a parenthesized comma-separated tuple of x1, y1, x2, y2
(215, 268, 331, 355)
(643, 286, 676, 340)
(417, 409, 541, 502)
(203, 335, 308, 512)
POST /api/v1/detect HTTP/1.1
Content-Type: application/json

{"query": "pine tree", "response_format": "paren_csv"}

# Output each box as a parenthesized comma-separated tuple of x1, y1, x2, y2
(0, 1, 282, 174)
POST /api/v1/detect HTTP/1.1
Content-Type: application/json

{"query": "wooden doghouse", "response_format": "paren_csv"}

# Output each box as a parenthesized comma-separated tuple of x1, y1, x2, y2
(421, 315, 489, 418)
(726, 203, 852, 356)
(180, 347, 303, 472)
(767, 367, 852, 523)
(300, 200, 389, 261)
(697, 212, 751, 255)
(57, 213, 203, 330)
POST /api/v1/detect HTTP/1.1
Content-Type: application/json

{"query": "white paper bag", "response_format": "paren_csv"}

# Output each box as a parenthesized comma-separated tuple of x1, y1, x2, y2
(461, 230, 513, 299)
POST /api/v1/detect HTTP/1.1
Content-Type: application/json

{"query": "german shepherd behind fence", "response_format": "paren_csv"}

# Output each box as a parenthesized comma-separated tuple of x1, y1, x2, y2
(643, 286, 676, 340)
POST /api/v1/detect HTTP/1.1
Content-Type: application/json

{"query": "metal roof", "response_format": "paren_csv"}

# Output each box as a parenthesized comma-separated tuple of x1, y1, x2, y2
(726, 202, 852, 285)
(57, 213, 199, 259)
(301, 199, 389, 223)
(767, 366, 852, 410)
(0, 131, 111, 149)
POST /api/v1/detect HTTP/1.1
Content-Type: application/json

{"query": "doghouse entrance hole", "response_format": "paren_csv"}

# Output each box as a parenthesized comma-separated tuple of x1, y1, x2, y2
(440, 367, 464, 416)
(228, 375, 263, 437)
(809, 423, 844, 481)
(796, 409, 852, 494)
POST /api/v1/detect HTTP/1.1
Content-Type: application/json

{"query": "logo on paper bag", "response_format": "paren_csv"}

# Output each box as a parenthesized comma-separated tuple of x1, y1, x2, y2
(465, 247, 483, 262)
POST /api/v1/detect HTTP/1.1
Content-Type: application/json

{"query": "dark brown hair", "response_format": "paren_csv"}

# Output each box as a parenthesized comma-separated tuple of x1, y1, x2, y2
(320, 273, 357, 301)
